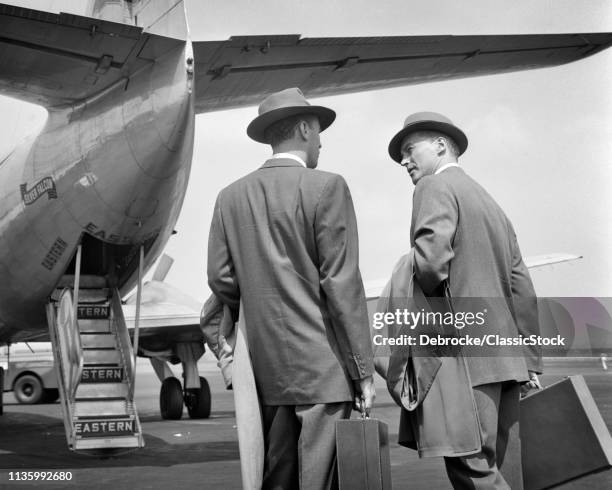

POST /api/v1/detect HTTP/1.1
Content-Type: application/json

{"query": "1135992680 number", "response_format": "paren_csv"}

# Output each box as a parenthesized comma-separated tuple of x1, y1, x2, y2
(8, 471, 73, 481)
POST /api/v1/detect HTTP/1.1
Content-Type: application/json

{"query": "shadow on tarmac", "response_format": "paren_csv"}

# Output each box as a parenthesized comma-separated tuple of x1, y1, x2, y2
(0, 411, 240, 469)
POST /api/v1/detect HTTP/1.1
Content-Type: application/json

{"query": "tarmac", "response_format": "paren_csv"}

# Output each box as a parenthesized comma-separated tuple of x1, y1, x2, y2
(0, 356, 611, 489)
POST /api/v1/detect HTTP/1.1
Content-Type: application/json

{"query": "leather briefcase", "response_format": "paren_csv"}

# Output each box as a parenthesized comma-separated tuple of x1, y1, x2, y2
(336, 413, 392, 490)
(520, 375, 612, 489)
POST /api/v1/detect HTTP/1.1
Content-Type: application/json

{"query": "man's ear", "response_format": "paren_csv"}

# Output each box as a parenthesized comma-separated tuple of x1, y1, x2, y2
(297, 120, 309, 141)
(435, 137, 447, 156)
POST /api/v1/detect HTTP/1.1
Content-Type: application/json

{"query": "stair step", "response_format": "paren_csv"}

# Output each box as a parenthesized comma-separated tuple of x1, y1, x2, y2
(77, 303, 110, 320)
(83, 349, 120, 365)
(73, 416, 136, 438)
(74, 399, 129, 417)
(74, 435, 142, 450)
(52, 288, 110, 303)
(57, 275, 108, 289)
(77, 289, 110, 303)
(80, 333, 116, 349)
(81, 366, 124, 383)
(79, 319, 111, 333)
(76, 382, 128, 399)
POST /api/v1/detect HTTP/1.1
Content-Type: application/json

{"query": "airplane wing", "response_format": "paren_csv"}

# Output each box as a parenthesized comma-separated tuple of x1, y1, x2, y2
(0, 3, 183, 108)
(192, 33, 612, 113)
(364, 253, 583, 300)
(120, 255, 222, 360)
(2, 3, 611, 111)
(122, 280, 205, 351)
(523, 253, 583, 270)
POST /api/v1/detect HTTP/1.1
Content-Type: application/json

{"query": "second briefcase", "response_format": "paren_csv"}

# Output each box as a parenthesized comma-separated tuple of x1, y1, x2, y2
(521, 375, 612, 489)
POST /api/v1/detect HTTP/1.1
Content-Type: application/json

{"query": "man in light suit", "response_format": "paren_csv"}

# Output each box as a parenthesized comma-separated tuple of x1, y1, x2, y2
(387, 112, 542, 489)
(208, 88, 375, 490)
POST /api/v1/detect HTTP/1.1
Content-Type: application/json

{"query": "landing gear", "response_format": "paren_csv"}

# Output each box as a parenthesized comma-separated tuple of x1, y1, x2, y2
(185, 377, 211, 419)
(150, 352, 212, 420)
(13, 374, 44, 404)
(159, 376, 212, 420)
(160, 377, 183, 420)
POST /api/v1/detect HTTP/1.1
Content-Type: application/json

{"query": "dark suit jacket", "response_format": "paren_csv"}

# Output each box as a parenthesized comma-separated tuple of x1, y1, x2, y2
(208, 158, 374, 405)
(410, 166, 542, 386)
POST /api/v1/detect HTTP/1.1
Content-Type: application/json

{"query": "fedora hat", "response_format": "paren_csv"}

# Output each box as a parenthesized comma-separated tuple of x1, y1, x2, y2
(247, 87, 336, 144)
(388, 111, 468, 163)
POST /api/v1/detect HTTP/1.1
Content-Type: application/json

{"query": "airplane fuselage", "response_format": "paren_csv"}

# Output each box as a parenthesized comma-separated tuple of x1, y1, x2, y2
(0, 39, 194, 342)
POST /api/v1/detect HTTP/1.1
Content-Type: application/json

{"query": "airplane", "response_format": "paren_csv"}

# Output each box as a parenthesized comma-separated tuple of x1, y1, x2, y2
(0, 0, 610, 453)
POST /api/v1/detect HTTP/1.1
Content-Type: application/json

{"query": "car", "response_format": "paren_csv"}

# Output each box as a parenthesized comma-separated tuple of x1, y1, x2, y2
(0, 343, 59, 404)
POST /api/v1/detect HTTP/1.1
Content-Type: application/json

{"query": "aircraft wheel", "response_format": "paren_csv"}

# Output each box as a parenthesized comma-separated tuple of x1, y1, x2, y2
(186, 377, 211, 419)
(14, 374, 44, 404)
(42, 388, 60, 403)
(160, 377, 183, 420)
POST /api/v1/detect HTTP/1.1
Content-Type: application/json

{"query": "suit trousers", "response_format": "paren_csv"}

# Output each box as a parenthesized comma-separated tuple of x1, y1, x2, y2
(261, 402, 352, 490)
(444, 381, 523, 490)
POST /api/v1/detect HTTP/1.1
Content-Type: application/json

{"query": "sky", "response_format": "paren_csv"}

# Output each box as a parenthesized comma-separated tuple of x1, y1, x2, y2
(0, 0, 611, 301)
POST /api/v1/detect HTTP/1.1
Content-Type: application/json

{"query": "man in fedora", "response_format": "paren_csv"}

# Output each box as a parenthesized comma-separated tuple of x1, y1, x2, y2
(387, 112, 542, 489)
(208, 87, 375, 489)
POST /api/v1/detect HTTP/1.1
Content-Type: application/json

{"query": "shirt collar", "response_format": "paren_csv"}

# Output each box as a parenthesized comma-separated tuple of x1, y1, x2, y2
(271, 152, 306, 167)
(434, 162, 460, 175)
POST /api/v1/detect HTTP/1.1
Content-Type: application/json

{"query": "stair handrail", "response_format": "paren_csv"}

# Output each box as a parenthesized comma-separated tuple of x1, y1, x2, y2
(70, 246, 84, 400)
(110, 289, 136, 399)
(56, 289, 84, 401)
(46, 288, 83, 449)
(46, 300, 73, 447)
(110, 287, 145, 447)
(131, 245, 144, 399)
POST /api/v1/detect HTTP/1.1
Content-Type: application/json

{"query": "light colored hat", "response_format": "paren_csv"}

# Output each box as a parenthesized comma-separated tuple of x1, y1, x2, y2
(247, 87, 336, 144)
(388, 111, 468, 163)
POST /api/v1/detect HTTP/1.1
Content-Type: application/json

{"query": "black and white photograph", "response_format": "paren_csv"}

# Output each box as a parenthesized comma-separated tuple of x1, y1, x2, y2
(0, 1, 611, 489)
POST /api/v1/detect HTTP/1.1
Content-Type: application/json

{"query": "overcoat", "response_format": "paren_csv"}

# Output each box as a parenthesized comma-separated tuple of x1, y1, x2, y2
(377, 253, 482, 457)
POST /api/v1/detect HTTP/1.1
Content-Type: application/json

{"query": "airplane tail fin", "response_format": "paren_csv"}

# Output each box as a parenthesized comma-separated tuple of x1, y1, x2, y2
(87, 0, 134, 25)
(131, 0, 188, 40)
(88, 0, 188, 40)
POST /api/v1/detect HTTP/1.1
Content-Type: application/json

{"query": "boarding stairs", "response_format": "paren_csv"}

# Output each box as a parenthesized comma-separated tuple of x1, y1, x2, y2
(47, 265, 144, 452)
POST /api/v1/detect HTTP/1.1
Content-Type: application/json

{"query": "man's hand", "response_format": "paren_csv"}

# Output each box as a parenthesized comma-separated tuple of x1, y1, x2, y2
(520, 370, 542, 398)
(354, 375, 375, 416)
